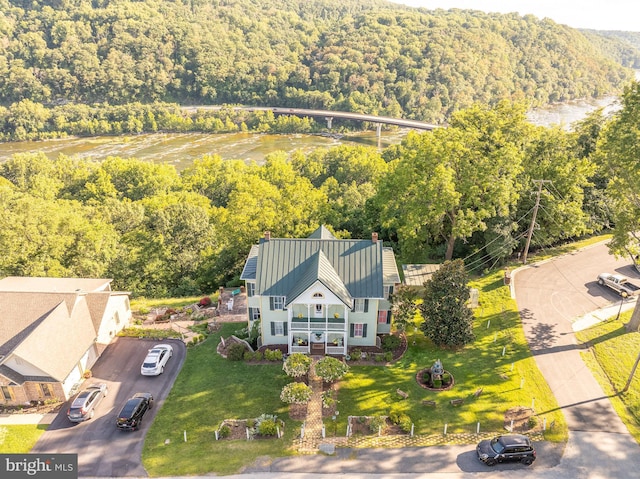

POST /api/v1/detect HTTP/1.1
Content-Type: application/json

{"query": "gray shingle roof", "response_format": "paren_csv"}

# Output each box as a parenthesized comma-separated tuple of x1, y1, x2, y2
(0, 276, 112, 292)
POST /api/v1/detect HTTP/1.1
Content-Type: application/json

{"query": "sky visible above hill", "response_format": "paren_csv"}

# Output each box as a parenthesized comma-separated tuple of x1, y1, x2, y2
(390, 0, 640, 32)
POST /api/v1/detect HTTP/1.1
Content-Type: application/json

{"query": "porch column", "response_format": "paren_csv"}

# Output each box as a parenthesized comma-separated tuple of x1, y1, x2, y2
(288, 307, 293, 351)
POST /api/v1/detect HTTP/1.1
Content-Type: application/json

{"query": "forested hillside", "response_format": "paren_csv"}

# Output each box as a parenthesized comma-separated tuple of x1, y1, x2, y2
(0, 0, 637, 123)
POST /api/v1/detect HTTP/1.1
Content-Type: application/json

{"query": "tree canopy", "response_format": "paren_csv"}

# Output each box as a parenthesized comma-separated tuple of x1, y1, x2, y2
(0, 0, 636, 123)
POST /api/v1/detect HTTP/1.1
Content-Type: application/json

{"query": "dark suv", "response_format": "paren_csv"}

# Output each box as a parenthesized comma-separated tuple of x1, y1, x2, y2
(476, 434, 536, 466)
(67, 383, 108, 423)
(116, 392, 153, 430)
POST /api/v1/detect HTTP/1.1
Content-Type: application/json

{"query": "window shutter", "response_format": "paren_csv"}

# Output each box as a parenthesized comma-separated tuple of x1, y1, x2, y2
(364, 299, 369, 313)
(269, 297, 274, 310)
(350, 323, 355, 337)
(270, 322, 275, 335)
(387, 311, 392, 324)
(283, 322, 288, 335)
(362, 324, 368, 337)
(351, 300, 355, 312)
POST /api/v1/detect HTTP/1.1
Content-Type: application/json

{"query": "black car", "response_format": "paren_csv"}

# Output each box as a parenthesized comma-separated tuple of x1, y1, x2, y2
(116, 392, 153, 430)
(66, 383, 108, 423)
(476, 434, 536, 466)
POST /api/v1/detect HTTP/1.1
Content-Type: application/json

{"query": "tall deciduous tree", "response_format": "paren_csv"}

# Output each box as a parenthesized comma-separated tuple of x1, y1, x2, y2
(419, 259, 474, 348)
(597, 81, 640, 331)
(375, 102, 526, 261)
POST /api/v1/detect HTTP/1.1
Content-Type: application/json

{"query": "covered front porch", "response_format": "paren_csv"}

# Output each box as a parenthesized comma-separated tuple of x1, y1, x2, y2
(288, 306, 348, 356)
(290, 329, 346, 355)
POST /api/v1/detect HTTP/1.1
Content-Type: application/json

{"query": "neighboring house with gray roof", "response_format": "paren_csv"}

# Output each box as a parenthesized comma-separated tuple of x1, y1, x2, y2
(0, 277, 131, 406)
(240, 227, 401, 355)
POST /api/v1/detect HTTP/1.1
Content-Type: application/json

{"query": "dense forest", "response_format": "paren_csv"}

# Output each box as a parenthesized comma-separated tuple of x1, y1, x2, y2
(0, 0, 639, 125)
(2, 91, 639, 298)
(2, 0, 640, 298)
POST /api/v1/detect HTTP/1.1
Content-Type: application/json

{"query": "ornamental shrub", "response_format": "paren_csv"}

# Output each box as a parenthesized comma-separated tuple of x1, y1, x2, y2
(199, 296, 212, 307)
(321, 390, 337, 409)
(369, 416, 387, 434)
(389, 409, 412, 433)
(218, 425, 230, 438)
(314, 356, 349, 382)
(227, 343, 246, 361)
(258, 419, 278, 436)
(382, 334, 401, 352)
(280, 382, 312, 404)
(283, 352, 312, 378)
(264, 348, 283, 361)
(350, 349, 362, 360)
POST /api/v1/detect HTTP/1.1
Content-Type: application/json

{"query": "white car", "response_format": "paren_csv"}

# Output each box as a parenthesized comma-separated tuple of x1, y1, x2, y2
(140, 344, 173, 376)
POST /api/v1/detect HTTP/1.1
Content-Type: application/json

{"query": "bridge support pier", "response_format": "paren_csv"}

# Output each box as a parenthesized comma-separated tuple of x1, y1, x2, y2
(325, 117, 333, 129)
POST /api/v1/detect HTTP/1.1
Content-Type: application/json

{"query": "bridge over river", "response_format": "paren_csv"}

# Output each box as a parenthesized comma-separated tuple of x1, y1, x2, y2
(183, 105, 440, 138)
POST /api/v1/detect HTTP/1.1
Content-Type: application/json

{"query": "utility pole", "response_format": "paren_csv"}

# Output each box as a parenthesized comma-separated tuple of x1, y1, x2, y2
(522, 180, 552, 264)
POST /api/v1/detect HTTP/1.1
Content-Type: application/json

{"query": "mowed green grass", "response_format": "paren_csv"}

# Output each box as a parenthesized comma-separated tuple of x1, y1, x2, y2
(142, 270, 567, 476)
(142, 323, 300, 476)
(575, 311, 640, 443)
(332, 271, 566, 440)
(0, 425, 47, 452)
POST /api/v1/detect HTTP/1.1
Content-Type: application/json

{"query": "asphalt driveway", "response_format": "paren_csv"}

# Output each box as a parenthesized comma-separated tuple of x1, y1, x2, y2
(514, 242, 640, 477)
(32, 337, 185, 477)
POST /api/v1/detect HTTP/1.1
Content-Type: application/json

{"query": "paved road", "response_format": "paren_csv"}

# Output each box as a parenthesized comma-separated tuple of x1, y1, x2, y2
(32, 337, 185, 477)
(514, 242, 640, 477)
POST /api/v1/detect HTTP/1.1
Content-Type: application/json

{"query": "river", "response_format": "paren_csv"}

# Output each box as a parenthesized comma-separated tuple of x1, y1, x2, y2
(0, 95, 626, 170)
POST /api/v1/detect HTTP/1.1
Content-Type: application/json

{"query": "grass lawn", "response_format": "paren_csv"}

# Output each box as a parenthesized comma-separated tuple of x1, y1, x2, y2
(0, 425, 48, 452)
(142, 322, 300, 477)
(331, 270, 567, 441)
(142, 269, 567, 476)
(575, 311, 640, 443)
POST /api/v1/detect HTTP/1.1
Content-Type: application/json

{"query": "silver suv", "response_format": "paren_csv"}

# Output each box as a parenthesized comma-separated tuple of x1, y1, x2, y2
(67, 383, 108, 423)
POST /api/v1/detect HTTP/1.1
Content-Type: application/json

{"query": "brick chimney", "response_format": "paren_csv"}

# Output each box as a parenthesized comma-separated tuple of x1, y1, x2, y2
(372, 232, 378, 243)
(264, 231, 271, 241)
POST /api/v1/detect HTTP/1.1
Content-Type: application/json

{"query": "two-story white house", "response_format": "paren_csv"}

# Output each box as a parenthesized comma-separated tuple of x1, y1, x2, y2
(240, 226, 400, 355)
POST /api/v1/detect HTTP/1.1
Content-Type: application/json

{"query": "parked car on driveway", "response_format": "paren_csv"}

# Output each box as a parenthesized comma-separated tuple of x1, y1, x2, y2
(140, 343, 173, 376)
(597, 273, 640, 298)
(66, 383, 108, 423)
(116, 392, 153, 430)
(476, 434, 536, 466)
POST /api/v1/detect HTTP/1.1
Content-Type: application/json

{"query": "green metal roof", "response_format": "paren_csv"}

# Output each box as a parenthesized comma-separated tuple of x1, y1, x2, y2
(284, 249, 352, 307)
(254, 236, 385, 301)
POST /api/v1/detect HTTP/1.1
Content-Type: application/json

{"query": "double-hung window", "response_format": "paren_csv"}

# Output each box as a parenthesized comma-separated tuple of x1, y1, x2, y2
(270, 296, 285, 310)
(354, 299, 368, 313)
(246, 282, 255, 297)
(270, 321, 288, 336)
(350, 323, 367, 338)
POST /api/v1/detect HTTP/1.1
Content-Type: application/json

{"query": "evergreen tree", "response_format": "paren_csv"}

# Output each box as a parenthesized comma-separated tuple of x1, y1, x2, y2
(419, 259, 474, 347)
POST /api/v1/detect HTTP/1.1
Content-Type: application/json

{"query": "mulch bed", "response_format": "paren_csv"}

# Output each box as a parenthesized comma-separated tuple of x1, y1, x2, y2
(349, 416, 405, 436)
(504, 406, 541, 433)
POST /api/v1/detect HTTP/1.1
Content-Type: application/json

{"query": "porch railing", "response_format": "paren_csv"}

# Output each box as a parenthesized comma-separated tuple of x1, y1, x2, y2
(291, 317, 346, 331)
